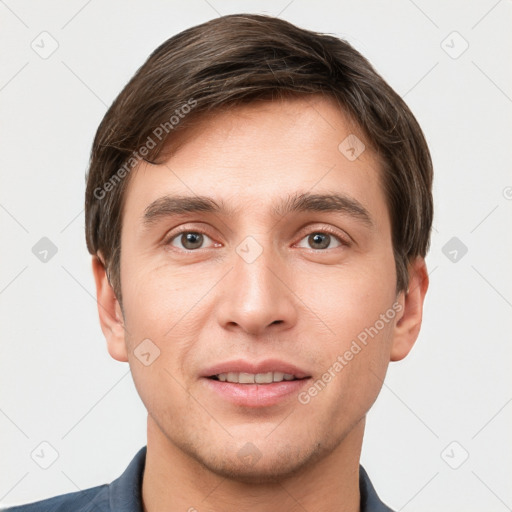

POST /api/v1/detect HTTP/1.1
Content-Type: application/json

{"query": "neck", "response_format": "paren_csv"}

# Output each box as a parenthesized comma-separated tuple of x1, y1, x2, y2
(142, 416, 364, 512)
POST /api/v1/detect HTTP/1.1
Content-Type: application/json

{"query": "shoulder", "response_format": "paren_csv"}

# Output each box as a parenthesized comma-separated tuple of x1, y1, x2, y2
(4, 446, 147, 512)
(3, 484, 109, 512)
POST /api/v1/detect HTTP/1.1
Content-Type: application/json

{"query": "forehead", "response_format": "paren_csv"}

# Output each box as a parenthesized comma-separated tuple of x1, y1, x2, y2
(122, 95, 388, 230)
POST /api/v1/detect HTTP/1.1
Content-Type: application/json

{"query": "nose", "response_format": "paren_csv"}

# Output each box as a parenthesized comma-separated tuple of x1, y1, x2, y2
(215, 239, 298, 337)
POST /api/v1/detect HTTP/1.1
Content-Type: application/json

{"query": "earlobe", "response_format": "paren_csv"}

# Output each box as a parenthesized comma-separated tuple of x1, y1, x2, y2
(390, 257, 429, 362)
(91, 256, 128, 362)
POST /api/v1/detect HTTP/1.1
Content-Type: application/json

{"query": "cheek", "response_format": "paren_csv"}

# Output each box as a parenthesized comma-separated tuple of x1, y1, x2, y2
(293, 256, 397, 342)
(119, 260, 216, 395)
(120, 257, 202, 337)
(307, 317, 395, 426)
(295, 256, 397, 404)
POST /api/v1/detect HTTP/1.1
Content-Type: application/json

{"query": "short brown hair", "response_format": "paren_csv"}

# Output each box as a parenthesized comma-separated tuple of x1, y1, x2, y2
(85, 13, 433, 301)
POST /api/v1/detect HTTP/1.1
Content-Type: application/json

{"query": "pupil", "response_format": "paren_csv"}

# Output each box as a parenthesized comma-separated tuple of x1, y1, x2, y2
(183, 232, 203, 249)
(310, 233, 329, 249)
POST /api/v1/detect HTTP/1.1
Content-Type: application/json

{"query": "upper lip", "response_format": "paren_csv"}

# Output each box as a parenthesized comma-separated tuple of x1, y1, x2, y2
(201, 359, 310, 379)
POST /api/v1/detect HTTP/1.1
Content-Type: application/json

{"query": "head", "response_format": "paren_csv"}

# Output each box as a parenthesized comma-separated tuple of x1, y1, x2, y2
(86, 14, 432, 482)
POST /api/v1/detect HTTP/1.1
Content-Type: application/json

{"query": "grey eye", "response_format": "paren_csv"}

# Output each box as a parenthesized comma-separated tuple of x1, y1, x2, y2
(296, 232, 342, 250)
(170, 232, 213, 250)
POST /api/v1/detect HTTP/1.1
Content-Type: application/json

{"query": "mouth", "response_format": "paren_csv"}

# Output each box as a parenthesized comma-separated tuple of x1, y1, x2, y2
(201, 360, 311, 407)
(208, 371, 306, 384)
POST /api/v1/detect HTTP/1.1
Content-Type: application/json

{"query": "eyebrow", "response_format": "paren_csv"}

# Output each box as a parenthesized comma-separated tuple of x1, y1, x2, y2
(142, 191, 374, 228)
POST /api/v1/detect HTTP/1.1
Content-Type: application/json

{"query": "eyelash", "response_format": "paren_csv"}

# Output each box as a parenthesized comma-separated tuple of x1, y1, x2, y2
(163, 225, 351, 252)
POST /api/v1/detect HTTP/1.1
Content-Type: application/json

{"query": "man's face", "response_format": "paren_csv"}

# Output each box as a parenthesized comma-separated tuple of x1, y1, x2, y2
(118, 95, 401, 481)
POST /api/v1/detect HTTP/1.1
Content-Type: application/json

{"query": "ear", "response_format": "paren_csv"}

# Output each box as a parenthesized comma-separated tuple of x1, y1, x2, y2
(91, 255, 128, 362)
(390, 256, 429, 362)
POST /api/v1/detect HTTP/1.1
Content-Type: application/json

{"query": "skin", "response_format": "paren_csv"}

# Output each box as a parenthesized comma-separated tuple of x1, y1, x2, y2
(93, 94, 428, 512)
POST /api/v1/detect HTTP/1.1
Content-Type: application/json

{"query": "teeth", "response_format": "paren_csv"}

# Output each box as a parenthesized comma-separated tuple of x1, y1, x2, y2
(238, 372, 255, 384)
(215, 372, 298, 384)
(255, 372, 273, 384)
(273, 371, 284, 381)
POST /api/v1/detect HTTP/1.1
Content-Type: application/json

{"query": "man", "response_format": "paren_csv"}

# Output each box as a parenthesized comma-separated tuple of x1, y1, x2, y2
(8, 13, 432, 512)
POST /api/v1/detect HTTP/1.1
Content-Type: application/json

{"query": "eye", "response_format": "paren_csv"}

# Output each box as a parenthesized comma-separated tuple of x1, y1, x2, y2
(165, 228, 348, 252)
(167, 231, 216, 251)
(296, 231, 346, 250)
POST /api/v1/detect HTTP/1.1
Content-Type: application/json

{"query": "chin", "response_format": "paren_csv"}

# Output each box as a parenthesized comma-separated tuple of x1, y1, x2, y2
(194, 441, 328, 484)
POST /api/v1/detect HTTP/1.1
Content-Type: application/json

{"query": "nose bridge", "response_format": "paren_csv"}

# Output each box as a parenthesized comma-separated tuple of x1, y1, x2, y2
(216, 234, 297, 335)
(236, 237, 277, 301)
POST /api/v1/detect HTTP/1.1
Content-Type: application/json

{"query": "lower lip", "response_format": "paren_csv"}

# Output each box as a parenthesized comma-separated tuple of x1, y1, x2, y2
(203, 378, 310, 407)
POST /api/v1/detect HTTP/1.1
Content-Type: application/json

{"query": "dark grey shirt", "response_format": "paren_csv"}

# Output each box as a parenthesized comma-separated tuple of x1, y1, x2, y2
(6, 446, 394, 511)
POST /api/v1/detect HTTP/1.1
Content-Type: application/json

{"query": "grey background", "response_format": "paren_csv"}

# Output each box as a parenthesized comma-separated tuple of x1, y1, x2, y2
(1, 0, 511, 510)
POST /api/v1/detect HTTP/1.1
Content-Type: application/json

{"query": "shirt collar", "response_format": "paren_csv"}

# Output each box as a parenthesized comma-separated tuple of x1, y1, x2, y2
(109, 445, 146, 512)
(109, 446, 394, 512)
(359, 464, 395, 511)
